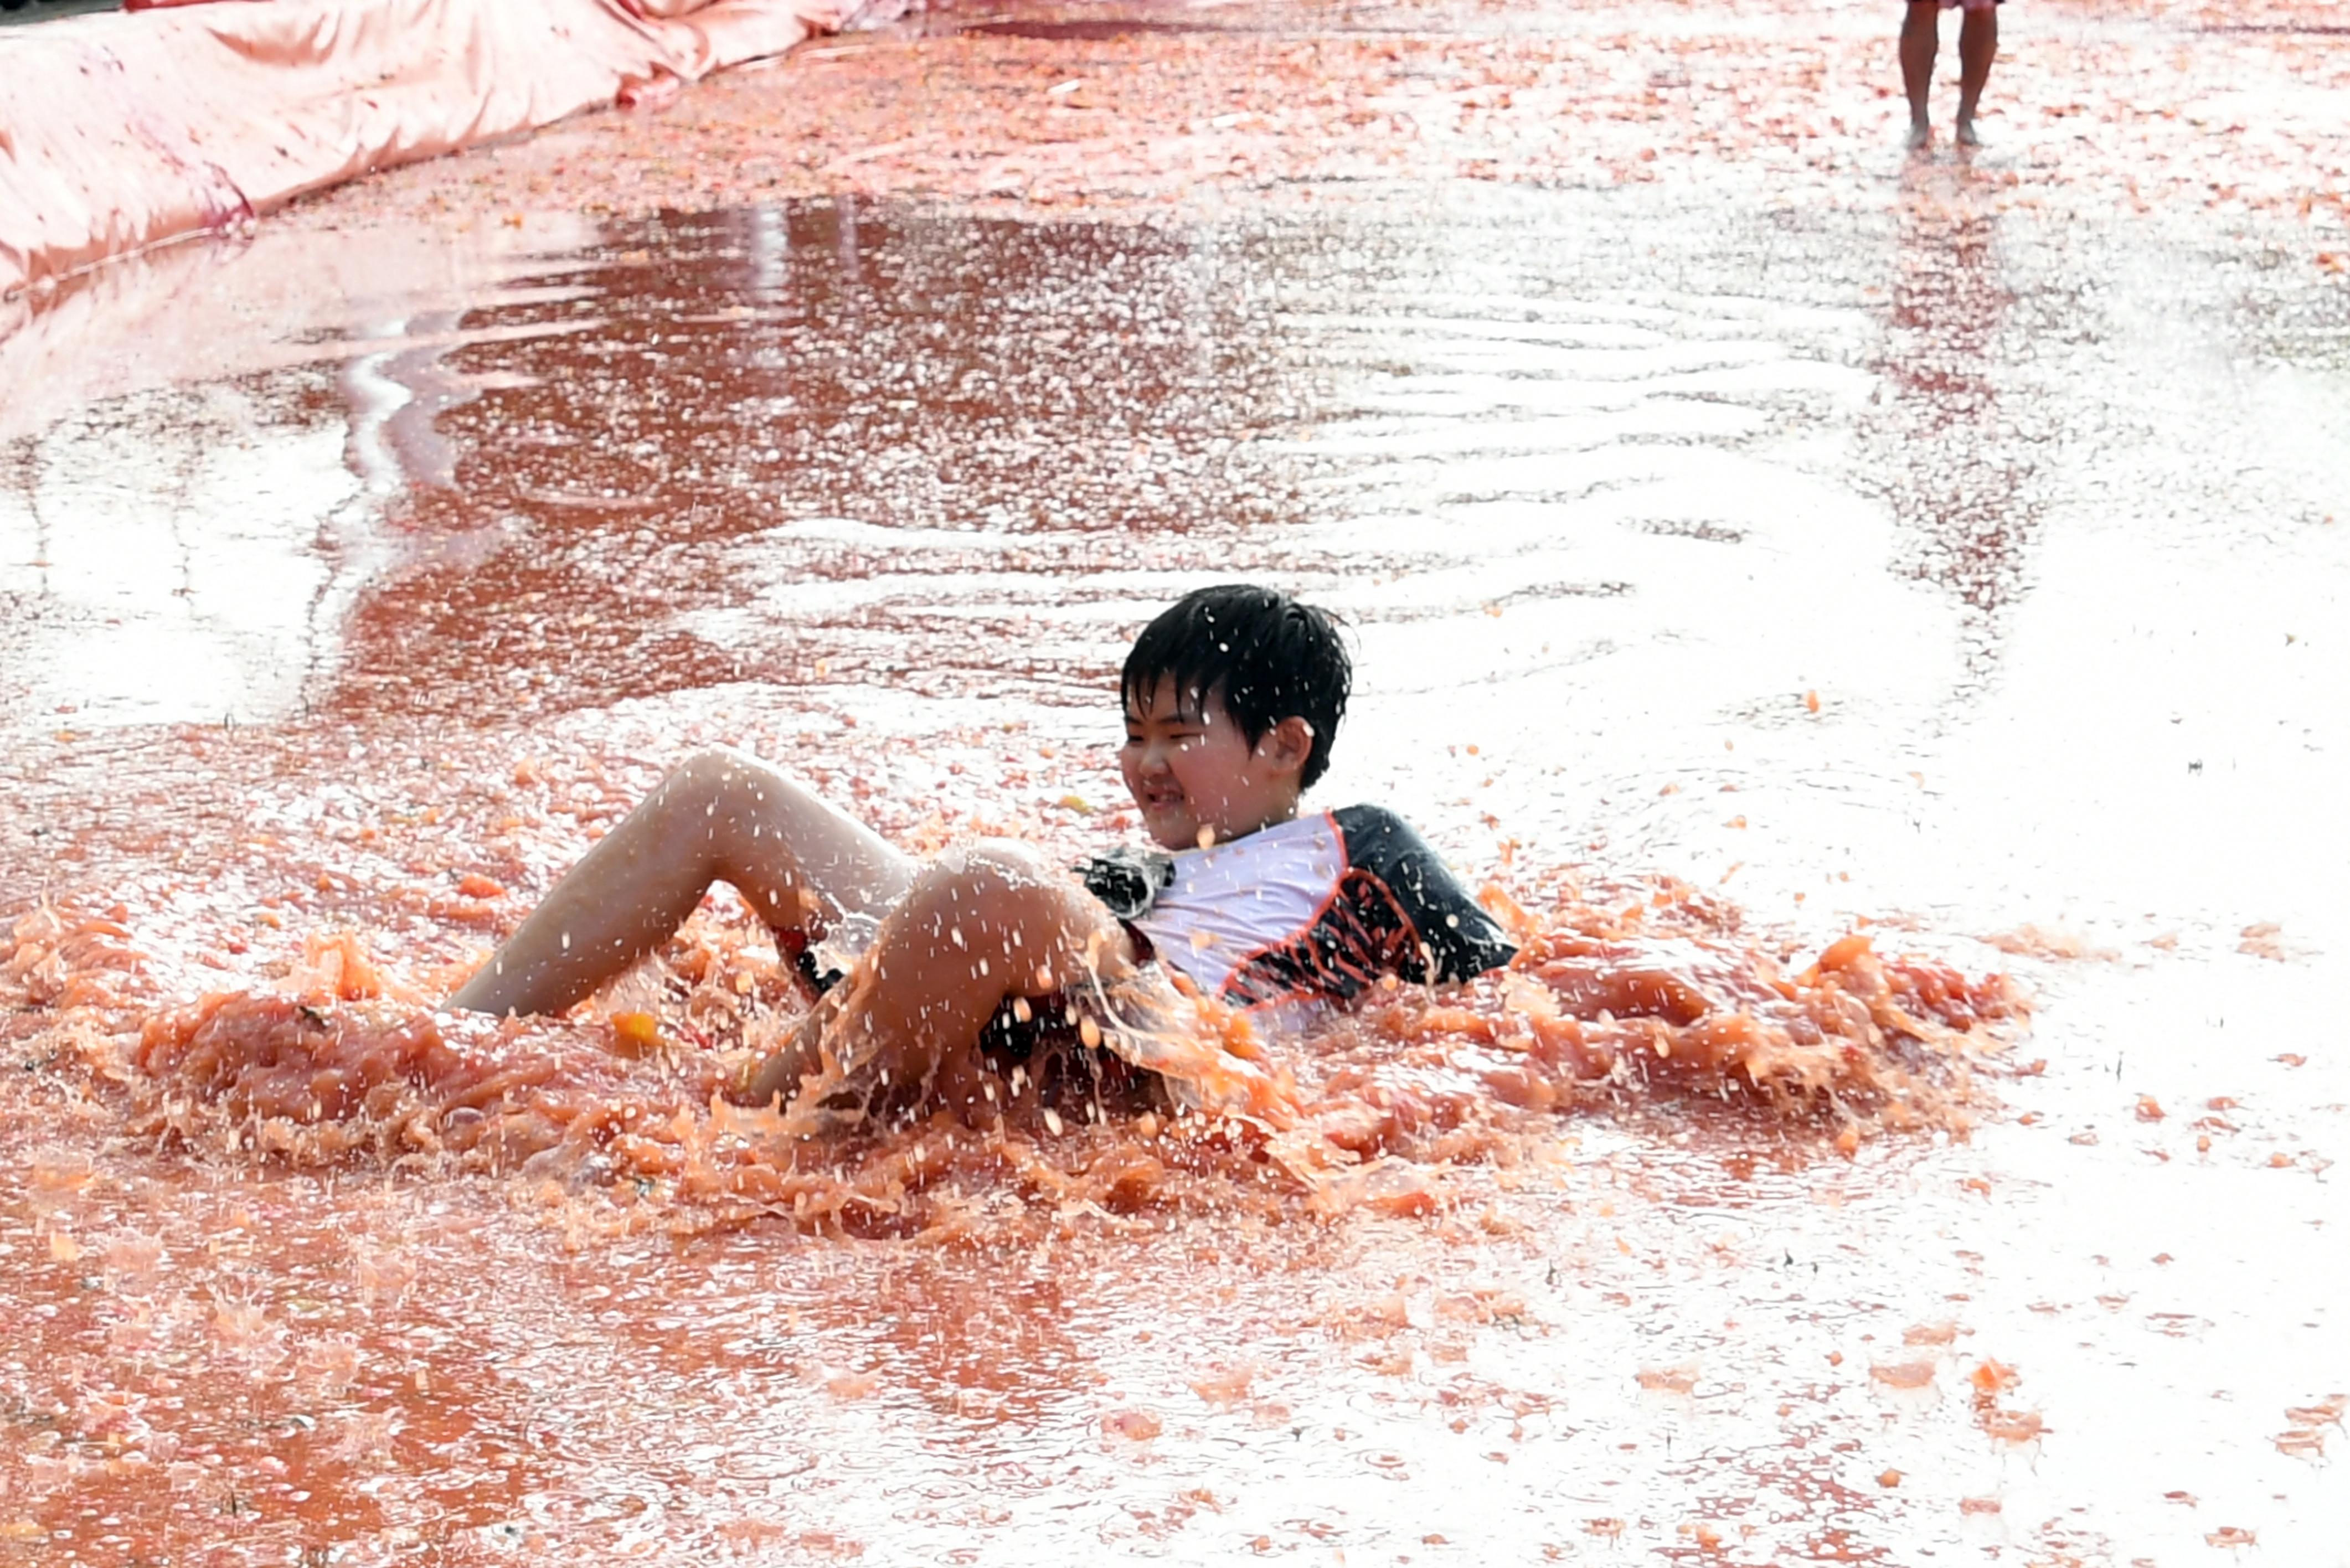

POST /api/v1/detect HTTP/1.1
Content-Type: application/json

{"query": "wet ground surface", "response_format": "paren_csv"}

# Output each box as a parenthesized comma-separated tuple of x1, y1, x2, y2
(4, 0, 2349, 1562)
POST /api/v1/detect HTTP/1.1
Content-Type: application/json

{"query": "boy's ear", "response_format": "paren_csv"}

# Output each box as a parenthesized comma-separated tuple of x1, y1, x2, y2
(1259, 716, 1315, 779)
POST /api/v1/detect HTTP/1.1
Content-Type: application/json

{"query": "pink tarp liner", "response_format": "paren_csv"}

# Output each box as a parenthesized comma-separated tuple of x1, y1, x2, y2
(0, 0, 851, 299)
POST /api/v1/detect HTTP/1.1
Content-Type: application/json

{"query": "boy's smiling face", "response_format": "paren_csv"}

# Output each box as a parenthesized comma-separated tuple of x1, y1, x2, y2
(1120, 675, 1313, 851)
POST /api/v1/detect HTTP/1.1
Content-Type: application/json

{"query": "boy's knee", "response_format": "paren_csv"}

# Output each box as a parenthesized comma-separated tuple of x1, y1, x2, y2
(671, 746, 800, 808)
(926, 839, 1052, 904)
(674, 745, 756, 787)
(666, 747, 729, 801)
(909, 842, 1088, 942)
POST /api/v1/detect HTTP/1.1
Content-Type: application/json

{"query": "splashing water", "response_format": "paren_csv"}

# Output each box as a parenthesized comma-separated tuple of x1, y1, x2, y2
(13, 859, 2021, 1245)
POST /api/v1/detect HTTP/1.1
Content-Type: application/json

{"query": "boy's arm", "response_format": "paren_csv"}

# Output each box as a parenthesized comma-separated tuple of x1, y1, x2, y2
(1332, 806, 1518, 984)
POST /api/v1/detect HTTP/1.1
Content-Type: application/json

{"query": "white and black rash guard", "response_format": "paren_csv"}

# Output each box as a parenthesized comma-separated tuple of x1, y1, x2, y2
(1077, 806, 1517, 1017)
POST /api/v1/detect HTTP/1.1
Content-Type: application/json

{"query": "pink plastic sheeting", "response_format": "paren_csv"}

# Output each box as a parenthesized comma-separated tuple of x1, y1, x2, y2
(0, 0, 849, 300)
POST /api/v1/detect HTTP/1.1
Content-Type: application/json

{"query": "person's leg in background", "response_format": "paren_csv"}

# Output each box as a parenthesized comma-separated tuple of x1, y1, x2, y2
(1901, 1, 1942, 150)
(1956, 2, 2000, 146)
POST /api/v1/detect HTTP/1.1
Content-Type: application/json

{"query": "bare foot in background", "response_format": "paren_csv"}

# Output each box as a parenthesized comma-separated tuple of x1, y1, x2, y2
(1902, 0, 1998, 156)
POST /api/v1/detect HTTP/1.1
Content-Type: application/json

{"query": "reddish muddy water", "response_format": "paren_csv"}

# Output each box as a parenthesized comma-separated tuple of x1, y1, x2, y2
(3, 0, 2348, 1563)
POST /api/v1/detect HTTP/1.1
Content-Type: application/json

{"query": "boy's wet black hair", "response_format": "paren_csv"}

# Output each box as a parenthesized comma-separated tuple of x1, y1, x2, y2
(1121, 585, 1352, 790)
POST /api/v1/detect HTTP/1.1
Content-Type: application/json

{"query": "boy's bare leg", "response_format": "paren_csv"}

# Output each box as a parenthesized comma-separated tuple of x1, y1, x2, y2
(1900, 2, 1940, 150)
(731, 840, 1149, 1113)
(448, 747, 915, 1019)
(1954, 6, 1997, 146)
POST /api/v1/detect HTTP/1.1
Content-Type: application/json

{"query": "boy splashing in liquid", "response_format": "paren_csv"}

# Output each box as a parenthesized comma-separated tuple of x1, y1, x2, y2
(449, 585, 1515, 1122)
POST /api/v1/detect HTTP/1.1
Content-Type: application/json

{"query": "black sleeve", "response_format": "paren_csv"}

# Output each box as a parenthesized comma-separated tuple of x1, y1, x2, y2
(1332, 805, 1518, 984)
(1074, 845, 1174, 920)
